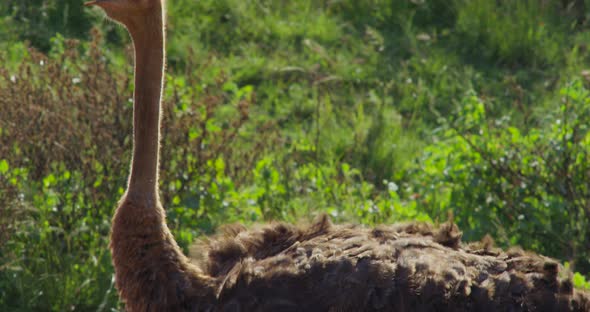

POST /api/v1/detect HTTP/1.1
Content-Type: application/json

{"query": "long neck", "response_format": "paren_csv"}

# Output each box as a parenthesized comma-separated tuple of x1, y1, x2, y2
(126, 11, 165, 200)
(110, 9, 219, 308)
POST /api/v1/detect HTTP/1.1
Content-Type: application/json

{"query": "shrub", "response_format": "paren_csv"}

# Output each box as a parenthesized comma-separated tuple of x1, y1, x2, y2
(409, 81, 590, 273)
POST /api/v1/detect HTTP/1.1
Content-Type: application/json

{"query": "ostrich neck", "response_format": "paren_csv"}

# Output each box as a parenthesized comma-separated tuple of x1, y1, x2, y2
(109, 10, 219, 309)
(126, 14, 165, 200)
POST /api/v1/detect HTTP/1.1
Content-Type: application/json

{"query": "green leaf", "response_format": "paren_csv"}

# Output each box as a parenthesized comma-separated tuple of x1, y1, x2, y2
(188, 127, 199, 141)
(93, 176, 103, 188)
(43, 174, 56, 187)
(173, 196, 181, 205)
(573, 272, 590, 289)
(215, 158, 225, 172)
(0, 159, 9, 174)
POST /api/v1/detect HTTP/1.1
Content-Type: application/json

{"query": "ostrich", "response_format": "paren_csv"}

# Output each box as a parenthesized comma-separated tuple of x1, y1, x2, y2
(85, 0, 590, 311)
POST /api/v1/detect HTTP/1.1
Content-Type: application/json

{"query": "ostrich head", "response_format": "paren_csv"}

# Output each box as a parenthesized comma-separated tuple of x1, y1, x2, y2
(85, 0, 164, 28)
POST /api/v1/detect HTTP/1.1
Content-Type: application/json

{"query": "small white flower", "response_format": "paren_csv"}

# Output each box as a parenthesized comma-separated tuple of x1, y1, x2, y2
(388, 182, 398, 192)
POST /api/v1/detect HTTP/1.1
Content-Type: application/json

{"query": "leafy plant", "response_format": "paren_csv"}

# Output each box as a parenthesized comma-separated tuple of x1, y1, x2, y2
(409, 81, 590, 273)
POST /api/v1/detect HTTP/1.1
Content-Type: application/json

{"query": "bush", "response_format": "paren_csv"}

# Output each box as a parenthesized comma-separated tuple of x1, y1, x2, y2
(408, 81, 590, 273)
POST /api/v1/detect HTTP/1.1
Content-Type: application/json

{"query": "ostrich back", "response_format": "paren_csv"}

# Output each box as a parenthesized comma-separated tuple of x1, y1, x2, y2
(189, 215, 589, 311)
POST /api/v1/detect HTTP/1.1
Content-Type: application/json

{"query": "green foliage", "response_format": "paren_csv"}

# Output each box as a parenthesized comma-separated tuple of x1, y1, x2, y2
(0, 0, 93, 51)
(454, 0, 564, 66)
(408, 81, 590, 273)
(1, 165, 119, 311)
(574, 272, 590, 290)
(2, 0, 590, 310)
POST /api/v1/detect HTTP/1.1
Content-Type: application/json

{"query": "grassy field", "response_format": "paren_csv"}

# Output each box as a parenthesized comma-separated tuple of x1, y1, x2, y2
(1, 0, 590, 310)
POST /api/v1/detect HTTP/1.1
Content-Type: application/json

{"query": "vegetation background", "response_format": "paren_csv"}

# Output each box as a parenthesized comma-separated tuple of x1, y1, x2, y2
(1, 0, 590, 310)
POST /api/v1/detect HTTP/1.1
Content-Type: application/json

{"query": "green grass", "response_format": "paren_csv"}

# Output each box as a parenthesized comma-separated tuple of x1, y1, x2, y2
(1, 0, 590, 310)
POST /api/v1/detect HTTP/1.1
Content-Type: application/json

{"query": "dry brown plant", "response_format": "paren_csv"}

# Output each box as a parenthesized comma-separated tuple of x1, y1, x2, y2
(0, 28, 279, 188)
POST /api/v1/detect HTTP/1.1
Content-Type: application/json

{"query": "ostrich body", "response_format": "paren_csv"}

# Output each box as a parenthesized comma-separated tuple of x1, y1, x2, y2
(86, 0, 590, 311)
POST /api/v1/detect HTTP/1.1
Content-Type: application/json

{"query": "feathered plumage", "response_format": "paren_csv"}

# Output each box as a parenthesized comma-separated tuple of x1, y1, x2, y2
(113, 209, 590, 311)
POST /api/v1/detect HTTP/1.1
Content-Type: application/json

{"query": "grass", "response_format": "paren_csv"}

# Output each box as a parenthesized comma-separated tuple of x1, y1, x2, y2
(1, 0, 590, 310)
